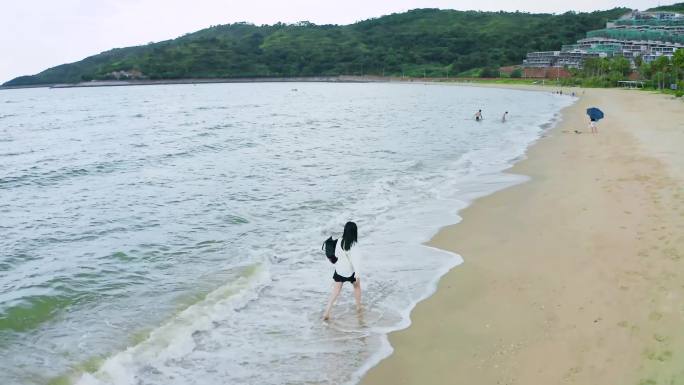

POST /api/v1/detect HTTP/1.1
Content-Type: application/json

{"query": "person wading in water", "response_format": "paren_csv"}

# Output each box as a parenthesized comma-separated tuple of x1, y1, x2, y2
(475, 109, 483, 122)
(323, 221, 362, 321)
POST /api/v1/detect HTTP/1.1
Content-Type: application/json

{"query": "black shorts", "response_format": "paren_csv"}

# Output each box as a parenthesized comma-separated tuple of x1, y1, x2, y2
(333, 271, 356, 283)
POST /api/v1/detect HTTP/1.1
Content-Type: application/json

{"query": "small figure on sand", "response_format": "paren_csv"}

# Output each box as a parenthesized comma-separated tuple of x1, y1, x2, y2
(586, 107, 604, 135)
(589, 117, 598, 134)
(501, 111, 508, 122)
(474, 110, 483, 122)
(323, 221, 362, 321)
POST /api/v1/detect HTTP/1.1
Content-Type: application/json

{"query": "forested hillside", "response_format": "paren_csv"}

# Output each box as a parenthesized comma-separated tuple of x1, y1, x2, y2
(647, 3, 684, 12)
(4, 7, 629, 86)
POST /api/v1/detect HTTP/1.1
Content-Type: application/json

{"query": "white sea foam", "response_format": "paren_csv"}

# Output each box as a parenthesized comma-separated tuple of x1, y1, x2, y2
(76, 263, 271, 385)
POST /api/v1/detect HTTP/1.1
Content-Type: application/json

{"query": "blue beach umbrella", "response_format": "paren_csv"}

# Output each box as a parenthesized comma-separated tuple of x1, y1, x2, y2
(586, 107, 604, 121)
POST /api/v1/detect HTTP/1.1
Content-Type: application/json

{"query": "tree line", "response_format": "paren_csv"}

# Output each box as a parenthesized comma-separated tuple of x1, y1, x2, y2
(4, 8, 628, 86)
(561, 49, 684, 95)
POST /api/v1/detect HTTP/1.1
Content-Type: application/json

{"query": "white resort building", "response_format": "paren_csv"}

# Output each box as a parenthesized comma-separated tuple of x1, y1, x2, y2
(523, 10, 684, 70)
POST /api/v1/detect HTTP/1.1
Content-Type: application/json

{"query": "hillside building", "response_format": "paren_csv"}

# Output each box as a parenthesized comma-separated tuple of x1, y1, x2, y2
(523, 10, 684, 71)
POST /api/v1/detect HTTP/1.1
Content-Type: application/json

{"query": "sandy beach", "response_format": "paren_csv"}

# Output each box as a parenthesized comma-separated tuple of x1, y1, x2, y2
(360, 87, 684, 385)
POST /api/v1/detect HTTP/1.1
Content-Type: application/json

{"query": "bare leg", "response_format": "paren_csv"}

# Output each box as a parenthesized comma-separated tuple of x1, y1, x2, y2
(353, 278, 362, 312)
(323, 282, 343, 320)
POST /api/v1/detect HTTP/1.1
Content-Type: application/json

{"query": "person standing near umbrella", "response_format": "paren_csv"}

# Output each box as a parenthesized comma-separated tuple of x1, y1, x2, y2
(586, 107, 604, 134)
(589, 116, 598, 134)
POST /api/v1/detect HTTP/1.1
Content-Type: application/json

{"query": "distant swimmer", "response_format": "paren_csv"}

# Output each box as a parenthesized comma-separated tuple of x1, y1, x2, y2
(474, 109, 483, 122)
(501, 111, 508, 122)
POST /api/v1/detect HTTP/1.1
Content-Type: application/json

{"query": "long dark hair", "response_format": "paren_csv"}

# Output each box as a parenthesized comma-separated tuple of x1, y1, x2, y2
(341, 221, 357, 251)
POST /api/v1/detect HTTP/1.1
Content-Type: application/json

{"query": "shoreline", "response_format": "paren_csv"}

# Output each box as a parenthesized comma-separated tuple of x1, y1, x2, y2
(352, 91, 573, 384)
(0, 76, 373, 90)
(0, 76, 413, 90)
(2, 81, 568, 385)
(360, 87, 684, 385)
(0, 76, 543, 91)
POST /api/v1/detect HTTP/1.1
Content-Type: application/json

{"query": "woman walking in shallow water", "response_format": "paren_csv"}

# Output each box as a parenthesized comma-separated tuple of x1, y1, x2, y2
(323, 221, 362, 321)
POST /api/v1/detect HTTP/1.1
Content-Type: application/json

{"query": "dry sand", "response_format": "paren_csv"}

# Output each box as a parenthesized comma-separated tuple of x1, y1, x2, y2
(360, 88, 684, 385)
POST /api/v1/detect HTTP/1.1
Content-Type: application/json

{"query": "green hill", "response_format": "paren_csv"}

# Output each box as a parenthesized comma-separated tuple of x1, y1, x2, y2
(647, 2, 684, 12)
(4, 8, 629, 87)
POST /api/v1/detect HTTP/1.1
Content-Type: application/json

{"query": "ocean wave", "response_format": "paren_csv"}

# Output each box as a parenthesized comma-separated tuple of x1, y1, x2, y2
(204, 123, 234, 130)
(0, 160, 126, 190)
(74, 263, 270, 385)
(0, 294, 75, 333)
(0, 149, 34, 157)
(195, 106, 229, 111)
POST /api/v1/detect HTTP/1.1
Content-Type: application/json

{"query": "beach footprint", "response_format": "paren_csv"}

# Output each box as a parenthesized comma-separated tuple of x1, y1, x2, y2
(648, 311, 663, 321)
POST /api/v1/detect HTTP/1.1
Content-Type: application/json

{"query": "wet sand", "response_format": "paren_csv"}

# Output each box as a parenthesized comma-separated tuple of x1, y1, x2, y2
(360, 88, 684, 385)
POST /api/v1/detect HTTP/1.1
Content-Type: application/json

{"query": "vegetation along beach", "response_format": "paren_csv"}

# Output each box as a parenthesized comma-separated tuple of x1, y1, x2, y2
(1, 2, 684, 385)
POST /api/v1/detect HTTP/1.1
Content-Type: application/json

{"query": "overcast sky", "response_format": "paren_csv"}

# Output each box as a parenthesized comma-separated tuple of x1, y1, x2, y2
(0, 0, 669, 83)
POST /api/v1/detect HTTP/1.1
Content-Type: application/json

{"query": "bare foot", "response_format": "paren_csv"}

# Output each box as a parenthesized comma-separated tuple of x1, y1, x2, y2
(323, 314, 330, 321)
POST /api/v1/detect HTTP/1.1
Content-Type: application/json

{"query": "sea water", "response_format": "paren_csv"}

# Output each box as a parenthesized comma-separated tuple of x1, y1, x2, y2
(0, 82, 574, 385)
